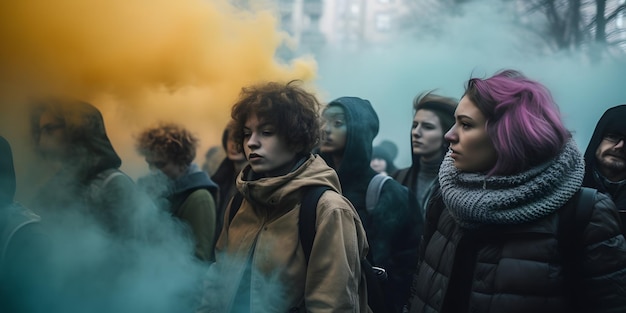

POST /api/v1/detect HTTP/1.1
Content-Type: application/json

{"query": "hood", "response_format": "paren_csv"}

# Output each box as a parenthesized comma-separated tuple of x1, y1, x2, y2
(320, 96, 379, 185)
(173, 163, 219, 196)
(372, 144, 397, 174)
(237, 154, 341, 212)
(32, 99, 122, 182)
(583, 104, 626, 188)
(0, 136, 16, 207)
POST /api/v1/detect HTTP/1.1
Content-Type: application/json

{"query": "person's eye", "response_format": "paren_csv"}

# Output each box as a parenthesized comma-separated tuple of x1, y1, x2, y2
(333, 120, 344, 127)
(605, 133, 623, 143)
(461, 122, 472, 130)
(242, 131, 251, 138)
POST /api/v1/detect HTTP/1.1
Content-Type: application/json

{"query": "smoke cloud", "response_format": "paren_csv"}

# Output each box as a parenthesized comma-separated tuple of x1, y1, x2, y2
(0, 1, 316, 312)
(0, 0, 316, 187)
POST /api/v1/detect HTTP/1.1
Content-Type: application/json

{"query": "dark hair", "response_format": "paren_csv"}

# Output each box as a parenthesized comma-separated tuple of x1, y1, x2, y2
(464, 69, 570, 176)
(136, 123, 199, 166)
(413, 91, 458, 154)
(230, 80, 320, 155)
(413, 91, 457, 132)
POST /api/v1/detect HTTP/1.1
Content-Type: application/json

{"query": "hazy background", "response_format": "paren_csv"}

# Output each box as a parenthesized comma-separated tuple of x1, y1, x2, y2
(312, 0, 626, 168)
(0, 0, 624, 311)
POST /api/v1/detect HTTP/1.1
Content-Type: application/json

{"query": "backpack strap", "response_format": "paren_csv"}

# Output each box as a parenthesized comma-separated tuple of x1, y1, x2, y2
(559, 187, 596, 250)
(366, 174, 391, 213)
(299, 186, 331, 263)
(558, 187, 596, 310)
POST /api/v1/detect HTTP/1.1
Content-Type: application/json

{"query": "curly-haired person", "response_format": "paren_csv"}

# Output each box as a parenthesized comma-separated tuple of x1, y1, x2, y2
(197, 81, 369, 313)
(136, 123, 219, 262)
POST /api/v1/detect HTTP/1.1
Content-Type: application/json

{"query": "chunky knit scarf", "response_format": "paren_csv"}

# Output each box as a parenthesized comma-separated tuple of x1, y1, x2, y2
(439, 139, 585, 229)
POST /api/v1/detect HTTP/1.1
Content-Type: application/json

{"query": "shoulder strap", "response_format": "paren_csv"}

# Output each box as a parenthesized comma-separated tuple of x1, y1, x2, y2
(559, 187, 596, 247)
(577, 187, 596, 225)
(88, 169, 127, 203)
(299, 186, 331, 263)
(366, 174, 391, 213)
(558, 187, 596, 310)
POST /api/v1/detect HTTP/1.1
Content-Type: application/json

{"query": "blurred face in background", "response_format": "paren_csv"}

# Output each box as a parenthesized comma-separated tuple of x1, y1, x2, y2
(320, 105, 347, 155)
(370, 158, 387, 174)
(145, 153, 186, 180)
(595, 133, 626, 181)
(412, 109, 445, 161)
(37, 110, 68, 160)
(226, 137, 246, 163)
(243, 114, 297, 176)
(444, 96, 497, 173)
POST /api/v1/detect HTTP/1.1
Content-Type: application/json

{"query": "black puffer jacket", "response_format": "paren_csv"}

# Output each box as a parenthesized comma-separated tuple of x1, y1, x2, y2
(409, 188, 626, 313)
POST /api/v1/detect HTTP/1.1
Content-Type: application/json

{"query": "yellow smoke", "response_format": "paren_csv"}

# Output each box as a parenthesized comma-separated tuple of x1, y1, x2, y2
(0, 0, 317, 199)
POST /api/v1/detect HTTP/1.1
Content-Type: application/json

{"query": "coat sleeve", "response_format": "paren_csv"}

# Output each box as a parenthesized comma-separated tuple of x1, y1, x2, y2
(304, 192, 369, 313)
(178, 190, 217, 262)
(582, 191, 626, 312)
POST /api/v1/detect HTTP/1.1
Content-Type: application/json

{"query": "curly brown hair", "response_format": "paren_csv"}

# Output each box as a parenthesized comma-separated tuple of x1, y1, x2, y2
(230, 80, 321, 155)
(136, 123, 199, 166)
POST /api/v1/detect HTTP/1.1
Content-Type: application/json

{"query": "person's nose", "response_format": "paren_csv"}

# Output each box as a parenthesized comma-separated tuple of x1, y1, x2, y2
(247, 132, 260, 149)
(411, 125, 421, 137)
(444, 124, 458, 143)
(323, 121, 332, 134)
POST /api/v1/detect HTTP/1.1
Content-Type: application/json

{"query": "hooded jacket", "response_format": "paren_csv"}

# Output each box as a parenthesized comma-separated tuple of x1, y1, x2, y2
(170, 165, 219, 262)
(0, 136, 47, 313)
(582, 104, 626, 211)
(30, 100, 139, 234)
(200, 155, 369, 313)
(319, 97, 421, 312)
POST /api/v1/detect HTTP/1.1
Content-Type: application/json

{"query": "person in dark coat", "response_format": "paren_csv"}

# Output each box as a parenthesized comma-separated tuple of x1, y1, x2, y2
(391, 91, 457, 218)
(29, 98, 140, 235)
(319, 96, 421, 312)
(136, 123, 218, 262)
(582, 104, 626, 213)
(211, 122, 248, 239)
(0, 136, 49, 313)
(407, 70, 626, 313)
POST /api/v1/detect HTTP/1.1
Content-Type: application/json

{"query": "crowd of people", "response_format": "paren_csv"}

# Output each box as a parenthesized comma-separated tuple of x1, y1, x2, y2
(1, 69, 625, 313)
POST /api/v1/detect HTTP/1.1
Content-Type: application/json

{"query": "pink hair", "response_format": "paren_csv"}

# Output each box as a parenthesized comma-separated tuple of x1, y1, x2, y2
(465, 70, 570, 176)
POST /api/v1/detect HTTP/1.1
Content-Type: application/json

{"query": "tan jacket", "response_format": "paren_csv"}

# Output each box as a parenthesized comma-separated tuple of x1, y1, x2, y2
(200, 155, 369, 313)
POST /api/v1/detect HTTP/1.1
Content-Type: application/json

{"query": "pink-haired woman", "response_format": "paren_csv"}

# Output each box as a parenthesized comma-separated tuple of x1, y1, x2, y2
(406, 70, 626, 313)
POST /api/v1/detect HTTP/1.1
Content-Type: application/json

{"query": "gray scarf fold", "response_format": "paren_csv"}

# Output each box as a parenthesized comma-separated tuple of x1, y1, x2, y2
(439, 139, 585, 229)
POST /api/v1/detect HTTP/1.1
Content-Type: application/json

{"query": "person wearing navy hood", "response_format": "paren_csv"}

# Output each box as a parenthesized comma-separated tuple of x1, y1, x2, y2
(582, 104, 626, 214)
(136, 123, 219, 262)
(319, 96, 421, 312)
